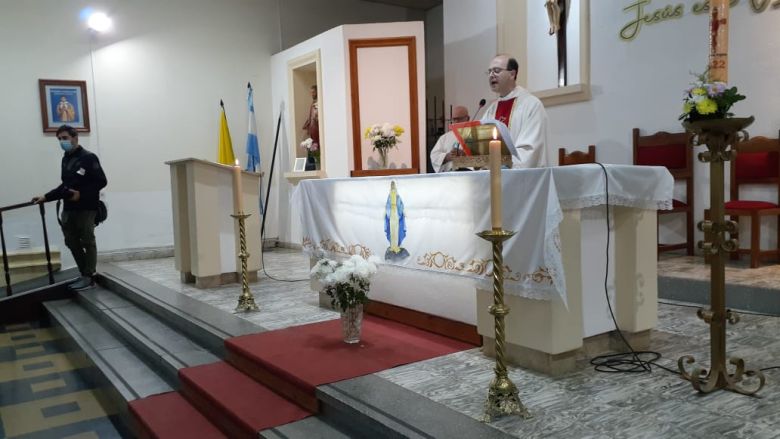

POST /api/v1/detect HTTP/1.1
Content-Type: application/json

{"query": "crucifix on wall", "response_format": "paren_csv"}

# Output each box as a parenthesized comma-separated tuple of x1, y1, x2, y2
(545, 0, 568, 87)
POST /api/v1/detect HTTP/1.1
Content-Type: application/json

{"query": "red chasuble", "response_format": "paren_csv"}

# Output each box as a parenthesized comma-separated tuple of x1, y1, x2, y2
(494, 98, 516, 127)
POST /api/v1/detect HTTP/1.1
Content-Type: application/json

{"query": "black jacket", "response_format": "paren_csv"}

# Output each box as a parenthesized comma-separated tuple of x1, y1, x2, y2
(44, 146, 107, 211)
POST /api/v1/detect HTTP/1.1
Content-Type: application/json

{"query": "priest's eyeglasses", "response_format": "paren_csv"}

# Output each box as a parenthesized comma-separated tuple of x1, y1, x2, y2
(485, 67, 507, 76)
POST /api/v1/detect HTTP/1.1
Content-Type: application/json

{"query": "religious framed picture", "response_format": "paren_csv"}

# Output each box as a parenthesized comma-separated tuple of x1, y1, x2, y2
(38, 79, 91, 133)
(293, 157, 307, 172)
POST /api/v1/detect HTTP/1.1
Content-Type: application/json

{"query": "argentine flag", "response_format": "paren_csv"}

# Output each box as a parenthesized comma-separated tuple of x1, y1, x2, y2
(245, 83, 263, 212)
(245, 83, 261, 172)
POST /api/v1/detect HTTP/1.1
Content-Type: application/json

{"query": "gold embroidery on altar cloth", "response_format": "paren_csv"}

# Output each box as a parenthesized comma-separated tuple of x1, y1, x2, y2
(310, 238, 373, 259)
(416, 251, 490, 275)
(416, 251, 554, 286)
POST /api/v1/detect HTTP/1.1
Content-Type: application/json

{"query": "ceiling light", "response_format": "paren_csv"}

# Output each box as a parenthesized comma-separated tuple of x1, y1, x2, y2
(87, 12, 112, 32)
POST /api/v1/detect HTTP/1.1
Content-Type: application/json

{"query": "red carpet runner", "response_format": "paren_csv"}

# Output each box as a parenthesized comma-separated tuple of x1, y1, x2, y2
(226, 314, 475, 412)
(131, 315, 475, 437)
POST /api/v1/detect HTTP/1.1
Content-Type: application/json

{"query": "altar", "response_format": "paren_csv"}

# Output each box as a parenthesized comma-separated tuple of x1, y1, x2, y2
(292, 164, 673, 374)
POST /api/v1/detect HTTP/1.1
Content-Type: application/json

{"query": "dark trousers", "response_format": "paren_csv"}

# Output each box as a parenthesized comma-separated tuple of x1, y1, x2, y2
(61, 210, 97, 276)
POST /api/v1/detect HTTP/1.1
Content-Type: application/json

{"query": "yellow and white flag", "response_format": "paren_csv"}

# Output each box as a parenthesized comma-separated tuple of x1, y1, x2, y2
(217, 100, 235, 165)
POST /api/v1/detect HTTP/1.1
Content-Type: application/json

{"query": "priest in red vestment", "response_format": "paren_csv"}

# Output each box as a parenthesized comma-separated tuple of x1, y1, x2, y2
(481, 54, 549, 168)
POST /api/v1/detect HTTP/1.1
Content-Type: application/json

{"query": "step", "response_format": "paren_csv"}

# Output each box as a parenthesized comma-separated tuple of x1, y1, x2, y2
(260, 416, 352, 439)
(0, 268, 78, 324)
(45, 299, 172, 436)
(659, 275, 780, 316)
(76, 286, 219, 386)
(97, 263, 262, 356)
(179, 361, 311, 439)
(129, 391, 227, 439)
(317, 374, 513, 439)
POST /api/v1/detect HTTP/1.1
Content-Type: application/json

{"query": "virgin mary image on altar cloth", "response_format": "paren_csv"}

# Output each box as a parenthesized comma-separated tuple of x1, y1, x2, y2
(384, 181, 410, 261)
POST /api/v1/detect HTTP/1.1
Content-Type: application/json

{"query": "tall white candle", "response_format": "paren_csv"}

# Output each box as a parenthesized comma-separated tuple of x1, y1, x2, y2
(489, 127, 502, 230)
(233, 159, 244, 214)
(708, 0, 729, 83)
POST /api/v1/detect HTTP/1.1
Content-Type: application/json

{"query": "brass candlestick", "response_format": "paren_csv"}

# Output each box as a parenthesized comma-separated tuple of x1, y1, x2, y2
(477, 228, 531, 422)
(678, 117, 765, 395)
(231, 212, 259, 313)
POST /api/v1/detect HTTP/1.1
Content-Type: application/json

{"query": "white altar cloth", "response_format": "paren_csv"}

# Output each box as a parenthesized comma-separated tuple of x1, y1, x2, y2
(292, 164, 673, 309)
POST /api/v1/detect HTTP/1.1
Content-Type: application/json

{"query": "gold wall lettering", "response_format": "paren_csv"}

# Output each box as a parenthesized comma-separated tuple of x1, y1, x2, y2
(620, 0, 779, 41)
(620, 0, 685, 41)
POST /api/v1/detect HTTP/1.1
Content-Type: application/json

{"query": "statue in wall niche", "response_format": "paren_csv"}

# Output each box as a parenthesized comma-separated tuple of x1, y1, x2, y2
(302, 85, 320, 170)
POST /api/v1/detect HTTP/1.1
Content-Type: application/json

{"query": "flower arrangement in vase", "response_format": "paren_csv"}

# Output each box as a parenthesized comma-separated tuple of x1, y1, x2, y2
(364, 123, 404, 168)
(300, 137, 319, 170)
(679, 70, 745, 123)
(311, 254, 381, 343)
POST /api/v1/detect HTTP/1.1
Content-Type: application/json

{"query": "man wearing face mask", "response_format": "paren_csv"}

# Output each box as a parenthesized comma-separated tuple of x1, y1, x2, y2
(32, 125, 107, 290)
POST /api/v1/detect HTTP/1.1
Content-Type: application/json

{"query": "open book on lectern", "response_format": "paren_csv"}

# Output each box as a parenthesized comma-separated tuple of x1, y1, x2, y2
(449, 119, 519, 159)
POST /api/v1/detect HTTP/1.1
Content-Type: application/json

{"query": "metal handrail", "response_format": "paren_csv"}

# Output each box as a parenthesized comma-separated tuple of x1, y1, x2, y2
(0, 201, 55, 296)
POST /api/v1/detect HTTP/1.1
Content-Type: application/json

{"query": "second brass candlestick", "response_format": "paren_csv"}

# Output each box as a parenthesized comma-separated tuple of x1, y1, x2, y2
(477, 228, 531, 422)
(231, 212, 259, 313)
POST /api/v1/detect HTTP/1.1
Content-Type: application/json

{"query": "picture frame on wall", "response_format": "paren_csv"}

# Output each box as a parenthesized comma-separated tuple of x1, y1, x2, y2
(38, 79, 90, 133)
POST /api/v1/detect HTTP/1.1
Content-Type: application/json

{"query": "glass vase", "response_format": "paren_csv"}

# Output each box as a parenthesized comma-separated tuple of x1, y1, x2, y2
(340, 304, 363, 344)
(377, 149, 388, 169)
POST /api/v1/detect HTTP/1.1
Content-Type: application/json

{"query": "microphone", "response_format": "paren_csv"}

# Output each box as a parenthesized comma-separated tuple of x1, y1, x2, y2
(473, 98, 487, 120)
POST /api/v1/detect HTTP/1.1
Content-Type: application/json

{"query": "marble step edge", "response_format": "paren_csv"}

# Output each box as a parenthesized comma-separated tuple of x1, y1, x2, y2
(317, 375, 513, 439)
(260, 416, 353, 439)
(44, 299, 173, 437)
(76, 287, 219, 387)
(97, 265, 261, 357)
(658, 275, 780, 316)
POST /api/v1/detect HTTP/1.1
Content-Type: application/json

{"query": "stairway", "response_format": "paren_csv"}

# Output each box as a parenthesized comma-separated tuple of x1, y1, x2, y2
(43, 263, 510, 439)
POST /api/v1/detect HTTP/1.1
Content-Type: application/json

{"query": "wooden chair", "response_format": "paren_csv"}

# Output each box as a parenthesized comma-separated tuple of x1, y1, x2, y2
(558, 145, 596, 166)
(711, 133, 780, 268)
(633, 128, 694, 256)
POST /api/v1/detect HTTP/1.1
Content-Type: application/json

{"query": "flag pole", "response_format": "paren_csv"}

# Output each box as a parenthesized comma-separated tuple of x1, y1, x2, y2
(261, 105, 282, 240)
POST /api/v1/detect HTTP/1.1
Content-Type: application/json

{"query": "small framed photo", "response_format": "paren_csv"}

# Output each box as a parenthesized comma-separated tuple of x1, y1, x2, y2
(293, 157, 307, 172)
(38, 79, 90, 133)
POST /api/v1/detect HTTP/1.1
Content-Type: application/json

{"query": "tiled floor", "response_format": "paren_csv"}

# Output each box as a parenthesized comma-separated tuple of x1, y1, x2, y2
(115, 249, 780, 439)
(659, 251, 780, 289)
(0, 323, 122, 438)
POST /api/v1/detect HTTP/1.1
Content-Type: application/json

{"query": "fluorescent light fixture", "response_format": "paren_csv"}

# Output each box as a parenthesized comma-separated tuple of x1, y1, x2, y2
(87, 12, 112, 32)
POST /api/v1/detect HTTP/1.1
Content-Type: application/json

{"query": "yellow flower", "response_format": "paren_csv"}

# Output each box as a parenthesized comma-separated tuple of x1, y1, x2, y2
(393, 125, 404, 136)
(682, 102, 693, 114)
(691, 87, 707, 96)
(695, 98, 717, 115)
(364, 126, 371, 138)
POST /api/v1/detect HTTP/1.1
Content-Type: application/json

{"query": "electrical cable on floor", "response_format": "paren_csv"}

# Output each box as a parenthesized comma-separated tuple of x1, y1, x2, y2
(589, 163, 680, 376)
(589, 163, 780, 375)
(258, 245, 309, 283)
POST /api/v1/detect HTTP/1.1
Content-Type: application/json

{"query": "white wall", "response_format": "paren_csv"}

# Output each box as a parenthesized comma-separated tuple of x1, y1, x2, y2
(278, 0, 422, 49)
(443, 0, 497, 119)
(0, 0, 280, 269)
(444, 1, 780, 249)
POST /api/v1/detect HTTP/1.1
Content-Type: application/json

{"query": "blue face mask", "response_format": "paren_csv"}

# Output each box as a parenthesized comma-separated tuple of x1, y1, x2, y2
(59, 140, 73, 152)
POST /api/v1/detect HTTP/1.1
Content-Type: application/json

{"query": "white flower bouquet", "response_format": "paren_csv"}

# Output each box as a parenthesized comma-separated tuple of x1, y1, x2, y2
(310, 255, 381, 312)
(364, 123, 404, 152)
(300, 137, 318, 152)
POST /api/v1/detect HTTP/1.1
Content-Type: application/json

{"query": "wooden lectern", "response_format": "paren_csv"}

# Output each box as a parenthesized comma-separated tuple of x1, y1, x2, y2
(166, 158, 262, 288)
